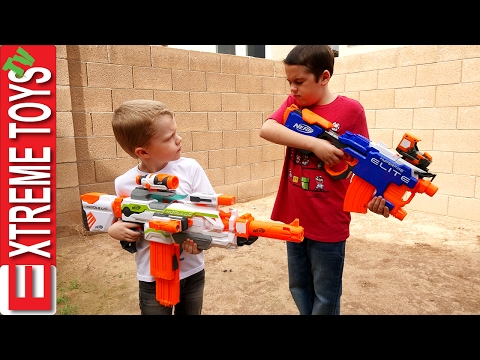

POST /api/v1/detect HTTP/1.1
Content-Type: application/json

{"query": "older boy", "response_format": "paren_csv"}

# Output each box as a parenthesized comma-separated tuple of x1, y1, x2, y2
(260, 45, 389, 315)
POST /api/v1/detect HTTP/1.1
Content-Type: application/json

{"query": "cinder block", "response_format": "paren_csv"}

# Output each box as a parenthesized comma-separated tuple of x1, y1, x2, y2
(458, 106, 480, 129)
(57, 210, 85, 238)
(345, 70, 378, 92)
(56, 162, 79, 188)
(221, 53, 249, 75)
(56, 137, 77, 163)
(191, 131, 223, 151)
(262, 144, 286, 162)
(112, 89, 154, 110)
(57, 85, 72, 112)
(66, 60, 87, 87)
(221, 93, 249, 111)
(263, 176, 280, 194)
(274, 60, 286, 77)
(87, 63, 133, 88)
(55, 45, 67, 59)
(378, 66, 416, 89)
(189, 50, 221, 72)
(236, 74, 262, 94)
(360, 89, 394, 110)
(56, 111, 75, 137)
(71, 87, 112, 112)
(250, 161, 275, 179)
(75, 136, 117, 161)
(375, 109, 413, 130)
(437, 83, 480, 107)
(204, 167, 224, 187)
(334, 54, 362, 74)
(407, 193, 448, 216)
(447, 196, 480, 222)
(76, 160, 95, 185)
(434, 173, 476, 197)
(154, 91, 190, 112)
(426, 150, 453, 174)
(360, 48, 398, 71)
(214, 183, 238, 200)
(94, 157, 137, 183)
(413, 107, 457, 130)
(56, 58, 70, 86)
(394, 86, 435, 108)
(238, 179, 263, 200)
(453, 152, 480, 176)
(262, 76, 285, 95)
(223, 130, 251, 149)
(56, 187, 80, 214)
(208, 111, 236, 131)
(434, 129, 480, 152)
(179, 132, 192, 152)
(206, 73, 235, 93)
(151, 46, 189, 70)
(108, 45, 151, 66)
(329, 74, 345, 93)
(190, 92, 222, 112)
(92, 113, 114, 136)
(133, 67, 172, 90)
(187, 151, 209, 170)
(249, 57, 275, 76)
(66, 45, 108, 62)
(249, 94, 274, 112)
(224, 164, 251, 184)
(175, 111, 208, 132)
(462, 58, 480, 82)
(238, 111, 263, 130)
(237, 147, 263, 166)
(172, 69, 206, 91)
(208, 148, 237, 168)
(416, 61, 461, 86)
(397, 45, 438, 66)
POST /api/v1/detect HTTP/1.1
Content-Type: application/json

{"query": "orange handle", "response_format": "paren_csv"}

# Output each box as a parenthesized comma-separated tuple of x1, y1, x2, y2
(343, 175, 375, 214)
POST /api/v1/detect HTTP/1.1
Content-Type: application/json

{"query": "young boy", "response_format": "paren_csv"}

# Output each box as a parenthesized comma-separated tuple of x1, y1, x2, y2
(107, 99, 214, 315)
(259, 45, 389, 315)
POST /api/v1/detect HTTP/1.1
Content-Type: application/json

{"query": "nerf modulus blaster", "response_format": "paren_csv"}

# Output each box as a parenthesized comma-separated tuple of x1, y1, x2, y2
(80, 173, 304, 306)
(283, 104, 438, 221)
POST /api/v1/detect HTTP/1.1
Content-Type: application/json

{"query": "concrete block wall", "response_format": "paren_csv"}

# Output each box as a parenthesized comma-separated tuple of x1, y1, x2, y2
(56, 45, 480, 238)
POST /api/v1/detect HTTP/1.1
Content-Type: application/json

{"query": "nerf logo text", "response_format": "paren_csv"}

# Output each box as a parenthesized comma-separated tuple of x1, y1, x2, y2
(253, 228, 265, 234)
(370, 157, 411, 185)
(292, 123, 314, 135)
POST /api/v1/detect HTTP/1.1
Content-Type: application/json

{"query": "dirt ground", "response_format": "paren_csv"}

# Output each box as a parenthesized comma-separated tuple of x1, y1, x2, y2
(56, 195, 480, 315)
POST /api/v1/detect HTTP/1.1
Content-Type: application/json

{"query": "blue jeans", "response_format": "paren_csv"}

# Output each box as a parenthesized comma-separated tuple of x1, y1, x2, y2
(138, 269, 205, 315)
(287, 239, 345, 315)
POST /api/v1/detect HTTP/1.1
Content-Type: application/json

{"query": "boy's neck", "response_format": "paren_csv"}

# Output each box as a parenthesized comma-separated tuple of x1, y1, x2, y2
(137, 161, 169, 173)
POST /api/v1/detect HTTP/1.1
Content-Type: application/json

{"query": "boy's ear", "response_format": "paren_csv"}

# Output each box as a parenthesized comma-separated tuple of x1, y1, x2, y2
(134, 147, 149, 159)
(321, 70, 331, 84)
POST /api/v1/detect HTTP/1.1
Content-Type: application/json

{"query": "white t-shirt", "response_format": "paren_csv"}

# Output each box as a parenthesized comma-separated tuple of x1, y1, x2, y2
(114, 157, 215, 282)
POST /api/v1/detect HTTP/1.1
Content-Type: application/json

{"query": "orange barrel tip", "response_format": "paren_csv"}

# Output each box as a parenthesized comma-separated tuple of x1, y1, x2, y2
(217, 194, 236, 206)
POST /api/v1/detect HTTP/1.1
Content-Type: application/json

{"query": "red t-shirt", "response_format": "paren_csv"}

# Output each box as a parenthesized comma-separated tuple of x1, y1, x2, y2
(268, 95, 369, 242)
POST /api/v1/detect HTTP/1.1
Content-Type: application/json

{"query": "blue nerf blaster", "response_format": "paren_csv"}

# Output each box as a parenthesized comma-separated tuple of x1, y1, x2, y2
(283, 104, 439, 220)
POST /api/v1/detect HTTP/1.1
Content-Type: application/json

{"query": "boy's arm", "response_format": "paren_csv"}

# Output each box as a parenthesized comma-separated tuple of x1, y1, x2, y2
(260, 119, 345, 167)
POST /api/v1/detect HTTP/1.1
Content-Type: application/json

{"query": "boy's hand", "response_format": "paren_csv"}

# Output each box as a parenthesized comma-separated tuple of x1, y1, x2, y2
(107, 220, 142, 242)
(313, 139, 346, 167)
(367, 196, 390, 218)
(182, 238, 203, 255)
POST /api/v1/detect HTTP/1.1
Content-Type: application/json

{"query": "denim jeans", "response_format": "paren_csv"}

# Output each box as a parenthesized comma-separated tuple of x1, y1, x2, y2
(138, 269, 205, 315)
(287, 238, 345, 315)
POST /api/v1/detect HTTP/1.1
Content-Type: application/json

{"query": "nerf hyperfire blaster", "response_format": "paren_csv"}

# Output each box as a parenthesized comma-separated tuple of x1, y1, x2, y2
(80, 173, 304, 307)
(283, 104, 439, 220)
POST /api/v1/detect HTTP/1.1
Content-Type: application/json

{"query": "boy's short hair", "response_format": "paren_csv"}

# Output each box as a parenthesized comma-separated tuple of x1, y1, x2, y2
(112, 99, 175, 158)
(284, 45, 334, 82)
